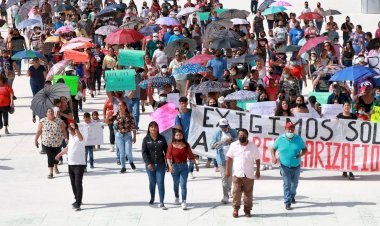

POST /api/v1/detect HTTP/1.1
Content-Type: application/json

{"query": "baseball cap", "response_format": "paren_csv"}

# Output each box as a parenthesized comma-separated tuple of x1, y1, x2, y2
(64, 66, 74, 72)
(285, 122, 295, 129)
(153, 33, 158, 37)
(219, 118, 229, 128)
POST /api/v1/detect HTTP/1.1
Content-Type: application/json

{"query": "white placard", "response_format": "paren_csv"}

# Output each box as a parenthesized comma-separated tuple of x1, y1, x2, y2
(167, 93, 180, 108)
(247, 101, 277, 116)
(79, 122, 104, 146)
(321, 104, 343, 119)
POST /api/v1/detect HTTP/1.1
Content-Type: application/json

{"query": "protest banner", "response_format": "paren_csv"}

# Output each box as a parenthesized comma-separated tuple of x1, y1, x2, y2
(371, 106, 380, 122)
(105, 70, 136, 92)
(118, 50, 145, 68)
(79, 122, 104, 146)
(167, 93, 180, 108)
(247, 101, 276, 116)
(293, 112, 312, 118)
(188, 106, 380, 172)
(150, 103, 179, 132)
(198, 12, 210, 21)
(309, 92, 331, 104)
(52, 75, 78, 95)
(322, 104, 343, 119)
(237, 100, 256, 111)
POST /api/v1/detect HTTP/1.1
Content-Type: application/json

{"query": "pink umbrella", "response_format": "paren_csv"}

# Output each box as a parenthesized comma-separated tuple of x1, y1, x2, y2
(69, 37, 93, 43)
(46, 60, 72, 81)
(54, 25, 74, 35)
(185, 54, 215, 66)
(271, 1, 292, 6)
(298, 36, 329, 56)
(59, 41, 94, 52)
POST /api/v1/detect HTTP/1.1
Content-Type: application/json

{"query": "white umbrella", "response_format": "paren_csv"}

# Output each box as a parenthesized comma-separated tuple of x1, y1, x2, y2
(155, 17, 180, 26)
(176, 7, 200, 18)
(230, 18, 250, 25)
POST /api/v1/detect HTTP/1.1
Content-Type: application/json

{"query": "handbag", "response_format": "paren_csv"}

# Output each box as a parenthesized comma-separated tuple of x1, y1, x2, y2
(9, 106, 14, 114)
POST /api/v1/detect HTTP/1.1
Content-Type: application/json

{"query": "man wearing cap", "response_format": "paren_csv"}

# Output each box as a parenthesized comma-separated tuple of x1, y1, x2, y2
(146, 33, 160, 59)
(271, 122, 307, 210)
(168, 27, 184, 44)
(211, 118, 238, 204)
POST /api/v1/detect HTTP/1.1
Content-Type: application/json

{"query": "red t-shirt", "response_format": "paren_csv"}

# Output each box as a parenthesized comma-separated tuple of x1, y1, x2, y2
(0, 85, 13, 107)
(166, 143, 195, 163)
(265, 86, 279, 101)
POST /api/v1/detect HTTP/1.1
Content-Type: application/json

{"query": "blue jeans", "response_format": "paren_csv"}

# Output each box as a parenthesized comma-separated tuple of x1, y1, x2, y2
(30, 82, 44, 96)
(85, 146, 94, 166)
(115, 132, 133, 168)
(280, 164, 301, 205)
(207, 158, 219, 168)
(315, 21, 323, 34)
(12, 50, 22, 71)
(146, 163, 166, 203)
(171, 163, 189, 201)
(128, 98, 140, 130)
(353, 44, 362, 55)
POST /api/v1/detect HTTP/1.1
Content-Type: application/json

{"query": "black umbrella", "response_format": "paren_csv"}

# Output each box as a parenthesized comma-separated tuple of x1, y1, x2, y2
(96, 7, 118, 18)
(203, 20, 233, 48)
(366, 38, 380, 51)
(276, 45, 302, 53)
(164, 38, 197, 58)
(53, 4, 75, 12)
(211, 29, 241, 40)
(258, 0, 276, 12)
(218, 9, 250, 19)
(323, 9, 341, 16)
(211, 38, 243, 49)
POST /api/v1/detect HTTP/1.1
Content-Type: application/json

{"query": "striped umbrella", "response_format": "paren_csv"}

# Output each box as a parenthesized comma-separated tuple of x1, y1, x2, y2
(46, 60, 72, 81)
(224, 90, 259, 101)
(11, 50, 44, 60)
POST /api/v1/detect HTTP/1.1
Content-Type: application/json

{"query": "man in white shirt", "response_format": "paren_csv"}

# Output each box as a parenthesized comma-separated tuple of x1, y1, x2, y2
(301, 1, 311, 15)
(226, 129, 261, 218)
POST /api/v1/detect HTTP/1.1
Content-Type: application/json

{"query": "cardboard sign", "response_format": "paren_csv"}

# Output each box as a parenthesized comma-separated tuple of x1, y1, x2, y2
(321, 104, 343, 119)
(247, 101, 277, 116)
(167, 93, 180, 108)
(105, 70, 136, 92)
(118, 50, 145, 68)
(52, 75, 79, 95)
(309, 92, 331, 104)
(79, 122, 104, 146)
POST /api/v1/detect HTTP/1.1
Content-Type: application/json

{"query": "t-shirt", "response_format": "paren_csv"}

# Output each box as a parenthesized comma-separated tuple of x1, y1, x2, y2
(336, 113, 357, 120)
(273, 134, 306, 167)
(0, 85, 13, 107)
(274, 26, 287, 42)
(11, 36, 26, 51)
(289, 28, 304, 45)
(313, 73, 332, 92)
(67, 134, 86, 165)
(153, 49, 168, 68)
(175, 109, 192, 141)
(29, 65, 46, 85)
(206, 57, 227, 80)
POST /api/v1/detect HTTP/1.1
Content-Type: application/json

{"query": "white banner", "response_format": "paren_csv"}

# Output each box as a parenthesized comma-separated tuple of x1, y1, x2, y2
(188, 106, 380, 172)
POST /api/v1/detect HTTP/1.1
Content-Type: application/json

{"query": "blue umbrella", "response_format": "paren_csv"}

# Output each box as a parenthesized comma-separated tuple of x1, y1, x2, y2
(224, 90, 259, 101)
(262, 6, 287, 16)
(11, 50, 44, 60)
(139, 25, 161, 36)
(16, 19, 41, 30)
(139, 77, 174, 89)
(329, 66, 378, 82)
(172, 64, 207, 80)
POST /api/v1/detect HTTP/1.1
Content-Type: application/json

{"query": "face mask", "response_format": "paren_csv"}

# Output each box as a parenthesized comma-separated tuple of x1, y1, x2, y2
(358, 110, 365, 114)
(290, 61, 297, 66)
(161, 68, 168, 73)
(311, 56, 316, 60)
(153, 37, 158, 41)
(159, 96, 167, 102)
(358, 57, 365, 62)
(174, 138, 182, 142)
(238, 137, 247, 143)
(286, 132, 295, 138)
(174, 31, 180, 35)
(284, 74, 289, 79)
(215, 54, 222, 58)
(230, 71, 237, 76)
(297, 103, 303, 107)
(269, 71, 274, 75)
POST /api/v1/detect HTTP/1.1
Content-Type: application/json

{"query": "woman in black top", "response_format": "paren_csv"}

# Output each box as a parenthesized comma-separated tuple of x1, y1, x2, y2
(142, 121, 168, 210)
(336, 101, 357, 180)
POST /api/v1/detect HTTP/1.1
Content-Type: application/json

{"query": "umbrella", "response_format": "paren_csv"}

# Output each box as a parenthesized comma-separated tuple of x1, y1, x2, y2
(185, 54, 214, 66)
(192, 81, 227, 93)
(95, 25, 119, 36)
(218, 9, 250, 19)
(276, 45, 302, 53)
(211, 38, 243, 49)
(44, 36, 64, 43)
(298, 12, 323, 20)
(312, 65, 346, 76)
(271, 1, 292, 6)
(298, 36, 329, 56)
(59, 41, 94, 52)
(164, 38, 197, 58)
(262, 6, 287, 16)
(63, 50, 89, 63)
(103, 3, 126, 12)
(258, 0, 276, 11)
(230, 18, 249, 25)
(6, 0, 18, 9)
(18, 0, 38, 20)
(329, 66, 378, 82)
(104, 29, 144, 45)
(46, 60, 72, 81)
(53, 4, 75, 12)
(155, 17, 180, 26)
(11, 50, 44, 60)
(203, 20, 233, 48)
(0, 19, 5, 27)
(54, 25, 74, 35)
(366, 38, 380, 51)
(323, 9, 341, 16)
(69, 37, 93, 43)
(31, 83, 71, 119)
(139, 77, 174, 89)
(119, 21, 143, 29)
(172, 64, 207, 80)
(16, 18, 40, 29)
(176, 7, 200, 18)
(139, 25, 161, 36)
(211, 29, 241, 40)
(224, 90, 259, 101)
(96, 7, 118, 18)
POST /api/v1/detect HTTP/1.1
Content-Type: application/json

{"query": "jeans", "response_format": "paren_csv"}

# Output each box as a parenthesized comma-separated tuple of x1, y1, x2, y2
(353, 44, 362, 55)
(128, 98, 140, 130)
(30, 82, 44, 96)
(315, 21, 323, 34)
(71, 96, 79, 123)
(108, 123, 115, 145)
(280, 164, 301, 205)
(207, 158, 219, 167)
(85, 146, 94, 166)
(0, 108, 9, 129)
(219, 165, 232, 198)
(115, 132, 133, 168)
(188, 160, 194, 173)
(171, 163, 189, 201)
(93, 68, 102, 91)
(12, 50, 22, 71)
(146, 163, 166, 203)
(68, 165, 86, 205)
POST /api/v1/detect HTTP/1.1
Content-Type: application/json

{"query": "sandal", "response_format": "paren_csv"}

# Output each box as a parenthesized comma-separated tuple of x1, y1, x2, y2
(54, 168, 60, 174)
(48, 174, 53, 179)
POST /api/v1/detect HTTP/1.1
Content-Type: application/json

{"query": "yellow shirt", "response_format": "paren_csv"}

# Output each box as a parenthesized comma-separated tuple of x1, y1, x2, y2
(102, 55, 117, 70)
(74, 28, 88, 38)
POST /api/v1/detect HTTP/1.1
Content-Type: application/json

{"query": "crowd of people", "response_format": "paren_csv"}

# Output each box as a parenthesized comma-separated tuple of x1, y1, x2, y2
(0, 0, 379, 217)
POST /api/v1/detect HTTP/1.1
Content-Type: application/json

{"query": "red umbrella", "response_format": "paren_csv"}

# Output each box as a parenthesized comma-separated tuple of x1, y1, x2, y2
(63, 50, 89, 63)
(298, 12, 323, 20)
(60, 42, 94, 52)
(298, 36, 329, 56)
(185, 54, 215, 66)
(104, 29, 144, 45)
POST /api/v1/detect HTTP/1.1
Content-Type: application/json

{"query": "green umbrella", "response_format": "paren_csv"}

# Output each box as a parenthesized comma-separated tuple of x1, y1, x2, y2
(11, 50, 44, 60)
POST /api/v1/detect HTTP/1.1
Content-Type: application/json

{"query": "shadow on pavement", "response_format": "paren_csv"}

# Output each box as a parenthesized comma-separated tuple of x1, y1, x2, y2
(293, 201, 377, 209)
(0, 165, 14, 170)
(255, 211, 334, 218)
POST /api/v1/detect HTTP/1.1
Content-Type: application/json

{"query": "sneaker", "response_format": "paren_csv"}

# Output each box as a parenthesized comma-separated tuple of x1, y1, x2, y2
(260, 165, 266, 171)
(181, 202, 187, 210)
(228, 191, 233, 198)
(120, 167, 126, 173)
(233, 209, 239, 218)
(285, 204, 292, 210)
(47, 174, 53, 179)
(342, 172, 348, 177)
(190, 172, 195, 179)
(149, 199, 154, 205)
(268, 165, 273, 170)
(348, 172, 355, 180)
(244, 211, 252, 217)
(59, 160, 63, 165)
(130, 162, 136, 170)
(291, 198, 296, 204)
(91, 93, 94, 98)
(4, 127, 9, 135)
(72, 202, 80, 210)
(110, 146, 115, 152)
(215, 167, 220, 172)
(205, 161, 211, 168)
(117, 160, 121, 165)
(221, 196, 229, 204)
(39, 150, 46, 154)
(159, 203, 167, 210)
(174, 198, 180, 205)
(90, 165, 94, 169)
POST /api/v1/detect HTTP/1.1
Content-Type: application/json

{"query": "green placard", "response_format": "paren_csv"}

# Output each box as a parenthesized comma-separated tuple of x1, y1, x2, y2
(105, 69, 136, 92)
(216, 8, 227, 15)
(371, 106, 380, 122)
(308, 92, 331, 104)
(52, 75, 79, 95)
(198, 12, 210, 21)
(236, 79, 243, 90)
(118, 50, 145, 68)
(237, 99, 256, 111)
